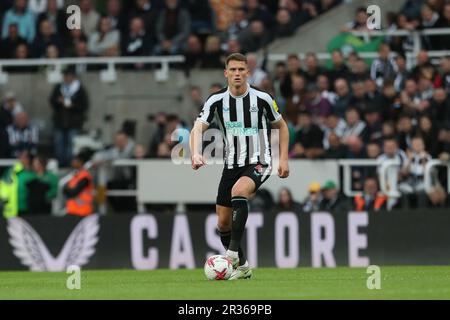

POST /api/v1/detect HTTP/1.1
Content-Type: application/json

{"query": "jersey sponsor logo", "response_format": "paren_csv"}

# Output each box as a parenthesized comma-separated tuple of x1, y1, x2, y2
(273, 100, 279, 112)
(225, 122, 258, 136)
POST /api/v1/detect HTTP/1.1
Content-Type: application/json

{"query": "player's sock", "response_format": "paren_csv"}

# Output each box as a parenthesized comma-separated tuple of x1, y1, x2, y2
(229, 196, 249, 252)
(217, 228, 246, 264)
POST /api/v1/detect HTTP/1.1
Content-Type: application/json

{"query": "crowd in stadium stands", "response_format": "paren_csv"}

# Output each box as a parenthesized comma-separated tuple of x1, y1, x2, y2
(2, 0, 450, 215)
(0, 0, 341, 64)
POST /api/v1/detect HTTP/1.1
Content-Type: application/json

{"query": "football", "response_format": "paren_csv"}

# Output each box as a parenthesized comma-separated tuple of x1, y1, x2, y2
(204, 255, 233, 280)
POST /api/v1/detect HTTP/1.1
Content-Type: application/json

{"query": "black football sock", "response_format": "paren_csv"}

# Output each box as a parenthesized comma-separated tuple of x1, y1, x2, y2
(218, 229, 246, 265)
(229, 196, 249, 253)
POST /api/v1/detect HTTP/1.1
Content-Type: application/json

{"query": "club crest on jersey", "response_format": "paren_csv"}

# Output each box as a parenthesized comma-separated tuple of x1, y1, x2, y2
(250, 105, 258, 112)
(223, 106, 230, 112)
(253, 164, 264, 177)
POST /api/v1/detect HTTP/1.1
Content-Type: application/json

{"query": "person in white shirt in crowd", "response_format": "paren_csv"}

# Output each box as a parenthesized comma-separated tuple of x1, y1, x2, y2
(398, 135, 432, 208)
(28, 0, 63, 15)
(246, 52, 267, 88)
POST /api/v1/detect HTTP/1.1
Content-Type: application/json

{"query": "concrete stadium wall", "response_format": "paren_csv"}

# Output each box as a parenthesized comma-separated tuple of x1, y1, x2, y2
(1, 69, 226, 148)
(265, 0, 406, 56)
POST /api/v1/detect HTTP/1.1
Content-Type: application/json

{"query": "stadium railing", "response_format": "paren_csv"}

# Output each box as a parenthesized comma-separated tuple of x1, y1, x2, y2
(0, 55, 185, 84)
(52, 158, 449, 215)
(268, 28, 450, 69)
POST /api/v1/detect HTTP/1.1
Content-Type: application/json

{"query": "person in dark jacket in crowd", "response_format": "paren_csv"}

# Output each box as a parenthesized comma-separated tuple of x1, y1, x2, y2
(26, 154, 58, 215)
(276, 187, 302, 212)
(49, 66, 89, 167)
(319, 180, 350, 212)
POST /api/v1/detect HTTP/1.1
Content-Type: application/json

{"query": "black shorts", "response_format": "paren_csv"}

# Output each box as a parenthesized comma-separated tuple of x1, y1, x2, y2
(216, 163, 272, 208)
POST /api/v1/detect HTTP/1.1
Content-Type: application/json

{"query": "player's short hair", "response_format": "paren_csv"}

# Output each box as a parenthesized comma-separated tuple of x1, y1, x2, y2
(225, 53, 247, 68)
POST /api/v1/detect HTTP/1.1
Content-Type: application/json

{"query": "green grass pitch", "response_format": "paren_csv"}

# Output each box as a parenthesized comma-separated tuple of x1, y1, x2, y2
(1, 266, 450, 299)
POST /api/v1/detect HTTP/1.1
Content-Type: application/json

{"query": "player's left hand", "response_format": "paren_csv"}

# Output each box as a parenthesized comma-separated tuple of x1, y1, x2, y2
(278, 160, 289, 178)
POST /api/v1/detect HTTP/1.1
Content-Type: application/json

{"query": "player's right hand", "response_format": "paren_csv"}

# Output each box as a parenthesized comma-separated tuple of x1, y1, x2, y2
(191, 154, 206, 170)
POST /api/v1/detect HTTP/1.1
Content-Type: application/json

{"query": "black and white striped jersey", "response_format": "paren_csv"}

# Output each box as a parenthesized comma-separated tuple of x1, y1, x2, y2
(196, 83, 282, 169)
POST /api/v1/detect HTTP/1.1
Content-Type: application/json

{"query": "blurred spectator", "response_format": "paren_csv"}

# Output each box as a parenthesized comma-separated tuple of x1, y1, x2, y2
(63, 28, 88, 57)
(105, 0, 128, 34)
(349, 81, 369, 112)
(276, 187, 302, 212)
(393, 53, 410, 92)
(129, 0, 159, 43)
(363, 106, 383, 143)
(291, 111, 324, 159)
(6, 111, 39, 158)
(428, 87, 450, 127)
(201, 35, 224, 69)
(274, 7, 296, 38)
(349, 57, 370, 83)
(327, 49, 350, 89)
(0, 91, 24, 129)
(398, 135, 432, 208)
(396, 113, 416, 151)
(36, 0, 66, 40)
(419, 3, 444, 50)
(188, 86, 204, 125)
(319, 180, 349, 212)
(0, 126, 10, 159)
(301, 181, 322, 212)
(342, 107, 367, 141)
(154, 0, 191, 55)
(0, 150, 34, 218)
(238, 20, 271, 53)
(184, 34, 203, 71)
(88, 16, 121, 56)
(225, 38, 243, 55)
(345, 134, 366, 159)
(303, 82, 332, 124)
(353, 177, 387, 211)
(187, 0, 213, 35)
(333, 78, 352, 118)
(324, 132, 347, 159)
(28, 0, 63, 15)
(280, 53, 306, 98)
(370, 43, 397, 88)
(226, 6, 249, 41)
(80, 0, 101, 38)
(2, 0, 36, 43)
(32, 19, 62, 58)
(246, 53, 267, 87)
(121, 16, 152, 57)
(63, 152, 94, 217)
(366, 141, 381, 159)
(417, 114, 439, 157)
(439, 56, 450, 92)
(246, 0, 274, 28)
(249, 188, 275, 212)
(321, 112, 346, 149)
(0, 23, 26, 58)
(285, 73, 306, 124)
(317, 74, 337, 105)
(342, 6, 369, 32)
(50, 67, 89, 167)
(26, 154, 58, 214)
(304, 52, 324, 83)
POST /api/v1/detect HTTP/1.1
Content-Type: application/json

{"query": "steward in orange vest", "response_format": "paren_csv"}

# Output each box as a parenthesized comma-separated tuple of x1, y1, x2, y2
(353, 177, 387, 212)
(63, 154, 94, 216)
(354, 193, 387, 211)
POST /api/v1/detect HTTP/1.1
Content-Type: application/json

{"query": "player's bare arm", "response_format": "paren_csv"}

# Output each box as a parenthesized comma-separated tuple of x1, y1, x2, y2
(189, 120, 209, 170)
(271, 118, 290, 179)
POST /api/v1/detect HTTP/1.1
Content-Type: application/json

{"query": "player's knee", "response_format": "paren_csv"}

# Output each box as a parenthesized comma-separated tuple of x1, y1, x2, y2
(231, 185, 251, 198)
(217, 220, 231, 231)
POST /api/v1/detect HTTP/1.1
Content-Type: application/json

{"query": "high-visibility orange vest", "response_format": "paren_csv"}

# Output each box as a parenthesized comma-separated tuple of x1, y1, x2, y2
(66, 169, 94, 216)
(354, 193, 387, 212)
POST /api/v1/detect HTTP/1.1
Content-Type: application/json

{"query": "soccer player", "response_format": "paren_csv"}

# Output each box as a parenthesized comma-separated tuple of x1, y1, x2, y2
(189, 53, 290, 280)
